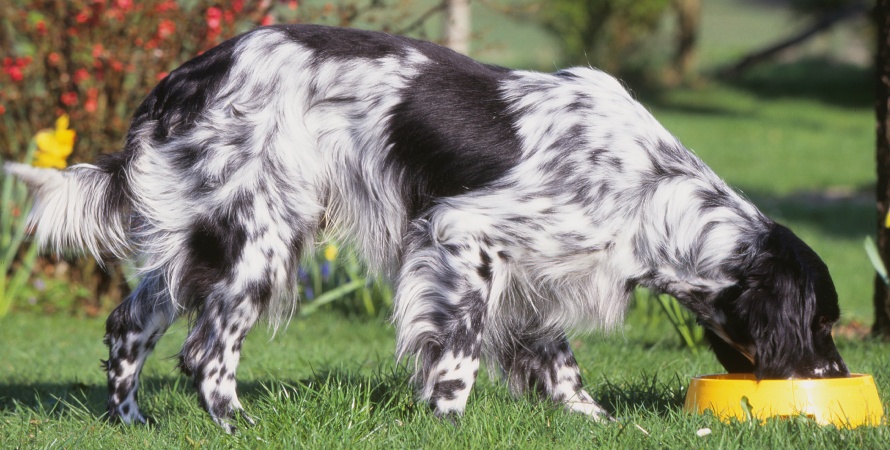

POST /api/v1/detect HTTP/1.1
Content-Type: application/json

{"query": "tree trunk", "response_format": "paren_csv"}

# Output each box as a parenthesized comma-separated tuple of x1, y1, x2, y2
(671, 0, 700, 85)
(873, 0, 890, 338)
(443, 0, 471, 55)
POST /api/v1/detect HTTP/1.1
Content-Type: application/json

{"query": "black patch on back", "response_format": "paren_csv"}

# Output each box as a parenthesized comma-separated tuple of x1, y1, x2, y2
(272, 24, 524, 215)
(275, 24, 409, 60)
(385, 50, 522, 216)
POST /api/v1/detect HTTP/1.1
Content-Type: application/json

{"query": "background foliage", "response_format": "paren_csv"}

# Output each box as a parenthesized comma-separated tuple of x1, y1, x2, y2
(531, 0, 672, 75)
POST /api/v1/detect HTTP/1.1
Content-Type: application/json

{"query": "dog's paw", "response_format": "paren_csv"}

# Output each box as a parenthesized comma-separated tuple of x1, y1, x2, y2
(566, 400, 616, 422)
(564, 390, 616, 423)
(238, 409, 257, 427)
(433, 409, 462, 426)
(212, 408, 257, 434)
(213, 416, 238, 434)
(108, 403, 153, 426)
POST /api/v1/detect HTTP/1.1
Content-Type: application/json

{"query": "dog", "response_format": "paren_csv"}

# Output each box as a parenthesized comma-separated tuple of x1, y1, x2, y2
(5, 24, 849, 432)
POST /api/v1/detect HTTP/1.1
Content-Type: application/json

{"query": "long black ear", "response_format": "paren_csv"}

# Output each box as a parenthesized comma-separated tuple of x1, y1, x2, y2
(704, 328, 754, 373)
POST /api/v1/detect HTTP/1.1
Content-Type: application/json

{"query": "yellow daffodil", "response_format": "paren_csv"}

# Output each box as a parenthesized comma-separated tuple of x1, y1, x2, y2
(885, 210, 890, 229)
(32, 114, 75, 169)
(324, 244, 338, 261)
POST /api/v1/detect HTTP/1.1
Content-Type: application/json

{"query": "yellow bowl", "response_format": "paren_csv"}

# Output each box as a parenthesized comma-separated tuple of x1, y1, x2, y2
(684, 373, 884, 428)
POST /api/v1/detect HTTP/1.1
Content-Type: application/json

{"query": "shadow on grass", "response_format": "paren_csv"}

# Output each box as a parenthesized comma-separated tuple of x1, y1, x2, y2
(0, 380, 109, 418)
(0, 367, 695, 426)
(635, 85, 747, 118)
(741, 185, 875, 240)
(722, 57, 873, 110)
(0, 366, 419, 422)
(593, 373, 687, 417)
(635, 57, 871, 118)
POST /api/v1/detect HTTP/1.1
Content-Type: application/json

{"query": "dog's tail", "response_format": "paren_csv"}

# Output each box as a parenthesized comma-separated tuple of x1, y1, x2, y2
(4, 161, 131, 262)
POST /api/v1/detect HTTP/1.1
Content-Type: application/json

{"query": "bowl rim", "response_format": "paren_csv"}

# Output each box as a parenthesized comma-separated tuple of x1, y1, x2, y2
(689, 373, 874, 386)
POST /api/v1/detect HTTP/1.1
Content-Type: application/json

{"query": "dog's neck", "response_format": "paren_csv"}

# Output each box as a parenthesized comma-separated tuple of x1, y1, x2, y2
(632, 173, 769, 305)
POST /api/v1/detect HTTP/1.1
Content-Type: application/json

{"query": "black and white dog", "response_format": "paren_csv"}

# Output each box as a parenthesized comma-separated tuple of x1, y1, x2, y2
(6, 25, 849, 431)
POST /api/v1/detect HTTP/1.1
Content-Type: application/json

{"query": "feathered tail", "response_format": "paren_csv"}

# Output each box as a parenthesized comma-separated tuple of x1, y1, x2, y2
(4, 162, 131, 262)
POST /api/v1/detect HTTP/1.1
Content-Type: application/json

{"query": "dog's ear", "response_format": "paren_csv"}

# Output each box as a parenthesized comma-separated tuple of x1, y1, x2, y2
(732, 224, 837, 379)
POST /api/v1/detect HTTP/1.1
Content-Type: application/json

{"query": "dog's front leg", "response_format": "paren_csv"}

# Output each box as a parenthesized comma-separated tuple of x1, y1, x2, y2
(393, 223, 494, 419)
(498, 332, 613, 421)
(419, 291, 487, 419)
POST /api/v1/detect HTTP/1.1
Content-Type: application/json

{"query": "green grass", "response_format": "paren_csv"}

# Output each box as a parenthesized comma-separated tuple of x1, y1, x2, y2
(2, 312, 889, 448)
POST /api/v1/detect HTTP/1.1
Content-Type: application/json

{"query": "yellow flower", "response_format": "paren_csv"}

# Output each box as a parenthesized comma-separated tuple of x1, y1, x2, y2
(886, 210, 890, 229)
(32, 114, 75, 169)
(324, 244, 338, 261)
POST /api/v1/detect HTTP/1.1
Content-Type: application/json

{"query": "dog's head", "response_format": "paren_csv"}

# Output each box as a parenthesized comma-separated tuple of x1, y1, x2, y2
(702, 223, 849, 379)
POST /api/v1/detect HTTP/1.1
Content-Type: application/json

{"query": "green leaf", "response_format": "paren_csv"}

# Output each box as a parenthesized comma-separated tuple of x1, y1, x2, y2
(300, 278, 368, 317)
(864, 236, 889, 286)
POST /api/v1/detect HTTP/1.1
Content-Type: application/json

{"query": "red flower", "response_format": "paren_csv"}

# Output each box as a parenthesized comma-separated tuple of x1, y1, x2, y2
(261, 14, 275, 26)
(73, 68, 91, 84)
(76, 10, 90, 24)
(156, 71, 169, 81)
(7, 67, 23, 82)
(206, 7, 222, 30)
(154, 1, 178, 13)
(157, 19, 175, 39)
(85, 88, 99, 113)
(2, 57, 28, 82)
(115, 0, 132, 11)
(0, 104, 5, 115)
(60, 91, 78, 106)
(48, 52, 61, 65)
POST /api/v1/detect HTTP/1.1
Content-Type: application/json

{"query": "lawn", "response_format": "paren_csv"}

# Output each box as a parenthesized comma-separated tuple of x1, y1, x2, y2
(2, 312, 889, 449)
(1, 0, 884, 448)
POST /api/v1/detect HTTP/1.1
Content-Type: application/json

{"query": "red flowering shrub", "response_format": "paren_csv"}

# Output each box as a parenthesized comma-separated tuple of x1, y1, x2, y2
(0, 0, 279, 311)
(0, 0, 278, 165)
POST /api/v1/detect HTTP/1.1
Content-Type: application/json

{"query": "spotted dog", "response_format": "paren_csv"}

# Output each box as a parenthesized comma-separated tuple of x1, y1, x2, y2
(6, 24, 849, 432)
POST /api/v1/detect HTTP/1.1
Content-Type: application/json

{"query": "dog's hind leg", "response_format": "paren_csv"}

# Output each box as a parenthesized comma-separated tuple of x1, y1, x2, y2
(104, 272, 175, 425)
(497, 332, 612, 421)
(393, 222, 496, 419)
(179, 291, 262, 433)
(176, 212, 306, 433)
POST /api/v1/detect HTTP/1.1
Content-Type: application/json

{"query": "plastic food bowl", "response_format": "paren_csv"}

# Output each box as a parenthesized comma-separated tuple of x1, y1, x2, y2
(684, 373, 884, 428)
